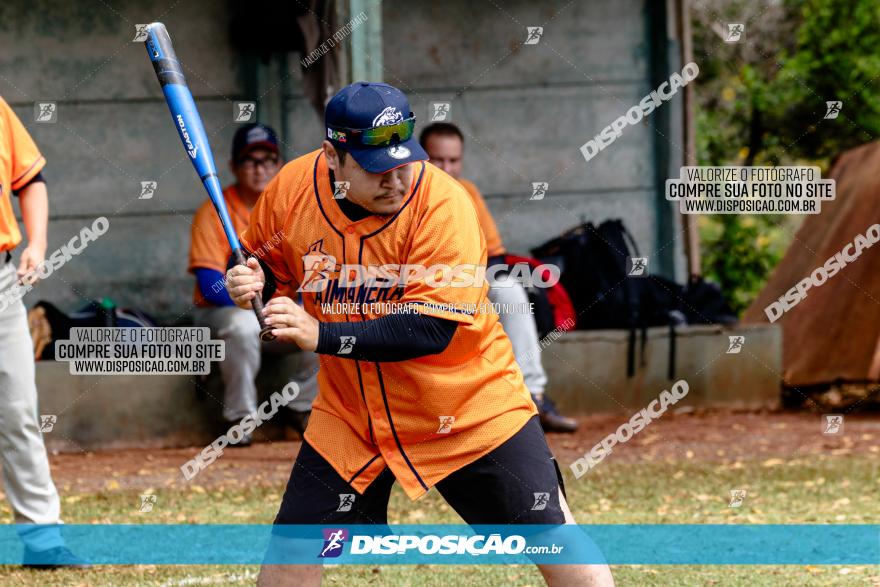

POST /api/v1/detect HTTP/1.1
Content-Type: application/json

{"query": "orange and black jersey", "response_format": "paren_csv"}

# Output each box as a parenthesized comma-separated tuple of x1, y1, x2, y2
(240, 149, 536, 499)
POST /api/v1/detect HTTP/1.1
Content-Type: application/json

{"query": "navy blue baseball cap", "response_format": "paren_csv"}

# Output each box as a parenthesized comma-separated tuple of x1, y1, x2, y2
(324, 81, 428, 174)
(232, 123, 279, 162)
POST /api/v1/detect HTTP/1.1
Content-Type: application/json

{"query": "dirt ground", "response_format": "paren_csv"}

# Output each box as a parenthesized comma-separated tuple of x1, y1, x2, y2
(44, 409, 880, 496)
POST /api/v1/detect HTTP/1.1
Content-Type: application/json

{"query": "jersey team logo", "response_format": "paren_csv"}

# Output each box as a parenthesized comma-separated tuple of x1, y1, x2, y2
(319, 528, 348, 558)
(300, 239, 341, 292)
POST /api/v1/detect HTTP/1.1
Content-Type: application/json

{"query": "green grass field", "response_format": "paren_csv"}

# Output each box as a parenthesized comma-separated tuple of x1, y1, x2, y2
(0, 453, 877, 586)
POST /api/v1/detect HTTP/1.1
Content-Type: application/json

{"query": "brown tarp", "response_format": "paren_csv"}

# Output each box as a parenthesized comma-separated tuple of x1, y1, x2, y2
(742, 142, 880, 386)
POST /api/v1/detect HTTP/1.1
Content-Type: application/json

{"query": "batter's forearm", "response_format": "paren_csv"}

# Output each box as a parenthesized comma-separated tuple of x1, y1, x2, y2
(317, 313, 457, 362)
(18, 181, 48, 250)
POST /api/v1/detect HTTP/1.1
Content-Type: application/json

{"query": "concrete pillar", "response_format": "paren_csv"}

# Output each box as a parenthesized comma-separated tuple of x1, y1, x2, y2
(349, 0, 383, 82)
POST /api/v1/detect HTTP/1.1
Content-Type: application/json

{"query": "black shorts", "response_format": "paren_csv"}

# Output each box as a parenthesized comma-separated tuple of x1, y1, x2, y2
(274, 415, 566, 525)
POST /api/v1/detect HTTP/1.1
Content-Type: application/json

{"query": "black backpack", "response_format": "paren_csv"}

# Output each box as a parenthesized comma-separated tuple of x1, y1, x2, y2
(29, 299, 158, 361)
(533, 220, 735, 379)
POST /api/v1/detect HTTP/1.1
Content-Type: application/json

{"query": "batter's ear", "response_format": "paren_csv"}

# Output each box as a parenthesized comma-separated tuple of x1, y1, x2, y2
(322, 140, 339, 171)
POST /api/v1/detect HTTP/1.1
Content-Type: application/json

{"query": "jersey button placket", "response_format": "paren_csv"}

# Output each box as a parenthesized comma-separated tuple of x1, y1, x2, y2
(363, 386, 390, 459)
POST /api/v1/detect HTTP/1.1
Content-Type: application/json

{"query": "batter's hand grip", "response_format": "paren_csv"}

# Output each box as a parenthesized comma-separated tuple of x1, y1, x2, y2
(233, 249, 276, 342)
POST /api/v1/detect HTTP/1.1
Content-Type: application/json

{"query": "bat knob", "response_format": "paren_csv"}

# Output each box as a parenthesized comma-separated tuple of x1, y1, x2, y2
(259, 327, 276, 342)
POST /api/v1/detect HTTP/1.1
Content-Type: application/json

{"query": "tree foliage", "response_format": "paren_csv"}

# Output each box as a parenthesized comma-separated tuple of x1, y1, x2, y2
(692, 0, 880, 314)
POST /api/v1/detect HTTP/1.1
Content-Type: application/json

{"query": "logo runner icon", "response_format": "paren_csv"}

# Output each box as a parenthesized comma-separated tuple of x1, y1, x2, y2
(725, 23, 744, 42)
(333, 181, 350, 199)
(338, 336, 356, 355)
(337, 494, 355, 512)
(431, 102, 451, 121)
(319, 528, 349, 558)
(437, 416, 455, 434)
(532, 492, 550, 510)
(133, 24, 149, 42)
(525, 27, 544, 45)
(628, 257, 648, 277)
(530, 182, 548, 200)
(39, 415, 57, 433)
(729, 489, 747, 507)
(824, 101, 842, 120)
(235, 102, 256, 122)
(726, 335, 744, 354)
(823, 414, 843, 435)
(140, 181, 158, 200)
(35, 102, 57, 123)
(139, 494, 157, 513)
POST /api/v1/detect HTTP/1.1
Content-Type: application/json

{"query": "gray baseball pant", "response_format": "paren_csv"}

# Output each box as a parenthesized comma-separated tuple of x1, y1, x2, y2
(193, 306, 318, 421)
(0, 259, 64, 551)
(487, 272, 548, 397)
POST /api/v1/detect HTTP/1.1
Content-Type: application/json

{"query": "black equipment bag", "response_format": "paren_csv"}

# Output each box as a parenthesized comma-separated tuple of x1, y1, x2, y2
(533, 220, 735, 379)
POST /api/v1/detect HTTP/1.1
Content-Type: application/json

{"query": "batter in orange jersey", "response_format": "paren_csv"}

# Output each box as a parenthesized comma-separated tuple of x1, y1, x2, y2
(225, 82, 613, 587)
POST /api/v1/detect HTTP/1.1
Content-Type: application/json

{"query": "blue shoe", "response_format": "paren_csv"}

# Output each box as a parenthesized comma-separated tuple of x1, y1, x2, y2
(22, 546, 90, 569)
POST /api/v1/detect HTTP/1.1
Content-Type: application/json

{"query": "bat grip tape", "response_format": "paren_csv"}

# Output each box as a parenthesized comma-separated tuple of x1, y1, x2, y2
(232, 249, 276, 341)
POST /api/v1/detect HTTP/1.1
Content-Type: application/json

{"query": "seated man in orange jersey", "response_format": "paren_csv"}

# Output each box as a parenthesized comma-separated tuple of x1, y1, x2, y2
(420, 122, 578, 433)
(189, 124, 317, 443)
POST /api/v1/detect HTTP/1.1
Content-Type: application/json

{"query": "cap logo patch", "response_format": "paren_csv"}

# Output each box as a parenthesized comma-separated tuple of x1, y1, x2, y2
(247, 127, 270, 142)
(327, 128, 347, 142)
(388, 145, 411, 159)
(372, 106, 402, 127)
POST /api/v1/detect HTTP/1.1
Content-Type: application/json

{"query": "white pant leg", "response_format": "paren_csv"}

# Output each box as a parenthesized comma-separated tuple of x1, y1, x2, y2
(487, 274, 548, 397)
(0, 262, 63, 551)
(194, 306, 262, 421)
